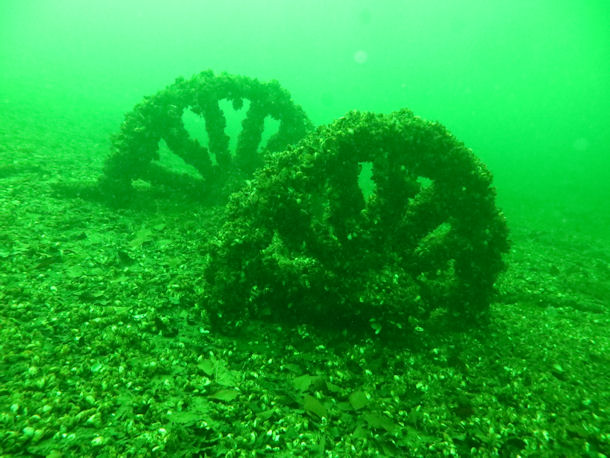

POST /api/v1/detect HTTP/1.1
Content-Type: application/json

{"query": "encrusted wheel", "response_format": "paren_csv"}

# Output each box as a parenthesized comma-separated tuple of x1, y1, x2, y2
(205, 109, 509, 329)
(100, 70, 311, 202)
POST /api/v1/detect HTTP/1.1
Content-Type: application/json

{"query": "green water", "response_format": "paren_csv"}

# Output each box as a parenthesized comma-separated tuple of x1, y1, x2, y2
(2, 0, 609, 233)
(1, 1, 609, 456)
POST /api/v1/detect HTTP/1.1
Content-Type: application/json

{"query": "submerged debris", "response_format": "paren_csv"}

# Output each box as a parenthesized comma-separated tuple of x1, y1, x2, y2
(99, 70, 312, 205)
(205, 109, 510, 330)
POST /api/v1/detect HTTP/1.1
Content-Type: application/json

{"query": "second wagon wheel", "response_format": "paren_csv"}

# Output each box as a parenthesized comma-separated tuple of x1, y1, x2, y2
(100, 70, 312, 202)
(205, 109, 509, 329)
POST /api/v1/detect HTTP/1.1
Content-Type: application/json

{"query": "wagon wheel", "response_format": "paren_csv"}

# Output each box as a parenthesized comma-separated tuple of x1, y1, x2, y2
(205, 109, 509, 329)
(100, 70, 311, 202)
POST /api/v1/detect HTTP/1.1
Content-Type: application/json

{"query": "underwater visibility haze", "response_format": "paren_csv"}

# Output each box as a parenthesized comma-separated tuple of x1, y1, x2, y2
(1, 0, 609, 455)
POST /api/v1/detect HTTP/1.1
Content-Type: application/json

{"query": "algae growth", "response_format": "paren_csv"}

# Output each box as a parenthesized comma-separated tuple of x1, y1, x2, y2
(0, 69, 608, 457)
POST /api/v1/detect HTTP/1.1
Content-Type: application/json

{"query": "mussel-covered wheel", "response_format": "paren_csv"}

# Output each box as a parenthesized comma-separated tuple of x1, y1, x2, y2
(205, 109, 509, 329)
(100, 70, 311, 202)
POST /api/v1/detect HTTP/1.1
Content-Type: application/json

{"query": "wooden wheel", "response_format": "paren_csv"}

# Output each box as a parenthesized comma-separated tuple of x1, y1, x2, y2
(205, 110, 509, 328)
(100, 70, 311, 202)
